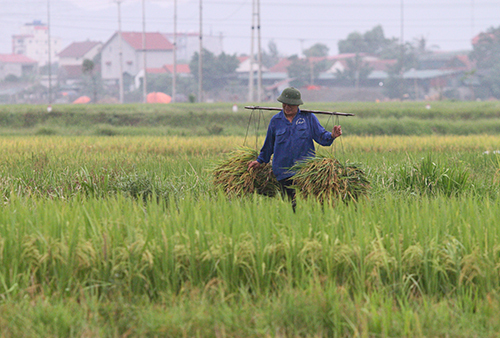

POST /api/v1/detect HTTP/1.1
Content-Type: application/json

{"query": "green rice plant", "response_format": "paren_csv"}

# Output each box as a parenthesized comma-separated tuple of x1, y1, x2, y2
(490, 153, 500, 186)
(290, 153, 370, 205)
(391, 154, 471, 196)
(115, 173, 159, 201)
(206, 124, 224, 135)
(34, 127, 58, 135)
(212, 147, 279, 197)
(94, 125, 118, 136)
(3, 134, 500, 336)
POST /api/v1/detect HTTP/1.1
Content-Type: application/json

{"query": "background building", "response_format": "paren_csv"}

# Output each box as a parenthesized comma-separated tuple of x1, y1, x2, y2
(58, 40, 102, 85)
(11, 20, 61, 66)
(163, 32, 223, 62)
(0, 54, 38, 81)
(101, 31, 174, 90)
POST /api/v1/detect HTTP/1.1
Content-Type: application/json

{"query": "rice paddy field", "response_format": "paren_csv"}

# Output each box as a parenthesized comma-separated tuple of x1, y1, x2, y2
(1, 102, 500, 337)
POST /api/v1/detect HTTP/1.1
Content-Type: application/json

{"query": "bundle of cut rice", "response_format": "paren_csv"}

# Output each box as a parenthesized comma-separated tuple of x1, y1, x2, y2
(291, 154, 370, 205)
(212, 147, 279, 197)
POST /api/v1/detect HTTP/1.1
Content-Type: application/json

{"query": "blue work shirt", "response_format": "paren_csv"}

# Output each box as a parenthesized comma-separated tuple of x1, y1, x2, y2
(256, 109, 335, 181)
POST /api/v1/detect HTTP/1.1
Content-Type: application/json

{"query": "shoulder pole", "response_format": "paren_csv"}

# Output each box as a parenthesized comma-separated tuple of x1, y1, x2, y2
(244, 106, 354, 117)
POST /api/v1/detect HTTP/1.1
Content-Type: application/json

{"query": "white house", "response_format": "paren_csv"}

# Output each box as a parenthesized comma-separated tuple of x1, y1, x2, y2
(58, 41, 102, 67)
(58, 40, 103, 84)
(101, 31, 174, 89)
(325, 54, 394, 74)
(0, 54, 38, 81)
(163, 32, 223, 61)
(236, 56, 268, 73)
(12, 20, 61, 66)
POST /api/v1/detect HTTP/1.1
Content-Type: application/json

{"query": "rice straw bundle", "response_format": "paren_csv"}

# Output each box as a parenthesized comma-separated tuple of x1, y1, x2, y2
(212, 147, 279, 197)
(291, 154, 370, 205)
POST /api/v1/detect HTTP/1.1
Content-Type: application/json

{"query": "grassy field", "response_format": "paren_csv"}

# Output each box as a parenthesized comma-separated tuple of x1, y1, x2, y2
(0, 129, 500, 336)
(0, 101, 500, 336)
(1, 100, 500, 137)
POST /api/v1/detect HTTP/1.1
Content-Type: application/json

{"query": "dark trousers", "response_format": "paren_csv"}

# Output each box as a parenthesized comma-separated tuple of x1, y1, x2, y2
(279, 177, 297, 212)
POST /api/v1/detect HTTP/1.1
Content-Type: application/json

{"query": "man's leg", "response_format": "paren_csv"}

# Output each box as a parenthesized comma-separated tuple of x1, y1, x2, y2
(278, 177, 296, 212)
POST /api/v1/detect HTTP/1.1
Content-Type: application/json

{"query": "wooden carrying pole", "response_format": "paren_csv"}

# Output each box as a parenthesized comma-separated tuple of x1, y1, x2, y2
(244, 106, 354, 117)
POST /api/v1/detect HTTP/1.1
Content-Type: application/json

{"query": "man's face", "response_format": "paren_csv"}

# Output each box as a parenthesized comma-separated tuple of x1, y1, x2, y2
(282, 103, 299, 116)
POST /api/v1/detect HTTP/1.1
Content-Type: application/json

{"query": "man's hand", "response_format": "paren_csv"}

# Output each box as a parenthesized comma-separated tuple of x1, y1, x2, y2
(333, 125, 342, 138)
(248, 160, 260, 170)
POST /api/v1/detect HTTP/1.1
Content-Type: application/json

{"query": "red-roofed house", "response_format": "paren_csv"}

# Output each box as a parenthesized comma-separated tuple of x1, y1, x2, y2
(0, 54, 38, 81)
(101, 31, 174, 88)
(58, 40, 102, 83)
(147, 64, 190, 75)
(147, 67, 168, 75)
(163, 64, 190, 74)
(472, 32, 496, 46)
(59, 41, 102, 66)
(267, 58, 293, 73)
(325, 54, 378, 73)
(417, 51, 473, 71)
(236, 56, 268, 73)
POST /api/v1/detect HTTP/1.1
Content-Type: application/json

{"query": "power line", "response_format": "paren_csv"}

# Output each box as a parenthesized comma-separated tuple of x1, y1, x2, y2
(3, 13, 496, 28)
(206, 0, 500, 7)
(0, 0, 495, 55)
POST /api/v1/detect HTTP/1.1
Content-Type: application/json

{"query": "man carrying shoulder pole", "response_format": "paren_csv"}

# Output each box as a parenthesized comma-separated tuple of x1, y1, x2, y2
(247, 87, 342, 211)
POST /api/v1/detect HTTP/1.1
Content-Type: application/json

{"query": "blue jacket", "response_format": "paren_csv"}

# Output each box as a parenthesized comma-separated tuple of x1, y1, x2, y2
(256, 109, 335, 181)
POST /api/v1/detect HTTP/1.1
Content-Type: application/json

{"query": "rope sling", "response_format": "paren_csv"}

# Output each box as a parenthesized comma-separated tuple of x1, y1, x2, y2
(243, 105, 354, 158)
(241, 106, 369, 205)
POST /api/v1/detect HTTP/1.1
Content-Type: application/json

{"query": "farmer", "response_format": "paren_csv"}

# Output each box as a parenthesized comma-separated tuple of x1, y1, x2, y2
(247, 87, 342, 210)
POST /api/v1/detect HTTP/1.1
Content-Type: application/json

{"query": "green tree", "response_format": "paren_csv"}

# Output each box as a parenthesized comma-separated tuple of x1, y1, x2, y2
(3, 74, 19, 83)
(286, 55, 329, 88)
(189, 49, 239, 93)
(81, 58, 102, 103)
(303, 43, 329, 57)
(470, 26, 500, 69)
(335, 53, 373, 88)
(470, 26, 500, 98)
(383, 43, 419, 99)
(338, 25, 399, 59)
(477, 66, 500, 99)
(286, 55, 309, 88)
(148, 73, 196, 101)
(338, 32, 366, 54)
(261, 40, 280, 68)
(286, 44, 331, 87)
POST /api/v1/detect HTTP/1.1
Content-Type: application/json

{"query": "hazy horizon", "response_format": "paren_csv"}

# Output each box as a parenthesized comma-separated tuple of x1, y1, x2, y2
(0, 0, 498, 59)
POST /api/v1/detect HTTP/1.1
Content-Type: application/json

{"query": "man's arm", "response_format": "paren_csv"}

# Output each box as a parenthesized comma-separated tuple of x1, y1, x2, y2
(310, 114, 336, 146)
(248, 120, 275, 170)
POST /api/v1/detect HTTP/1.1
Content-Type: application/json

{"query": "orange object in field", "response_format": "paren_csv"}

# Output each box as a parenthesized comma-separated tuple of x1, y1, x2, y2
(146, 92, 172, 104)
(73, 96, 91, 104)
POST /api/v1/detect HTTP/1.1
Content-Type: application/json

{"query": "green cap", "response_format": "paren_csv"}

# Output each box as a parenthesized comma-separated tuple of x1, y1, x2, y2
(277, 87, 303, 105)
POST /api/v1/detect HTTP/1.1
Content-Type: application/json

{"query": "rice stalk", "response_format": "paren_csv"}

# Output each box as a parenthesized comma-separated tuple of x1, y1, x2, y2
(291, 154, 370, 205)
(212, 147, 279, 197)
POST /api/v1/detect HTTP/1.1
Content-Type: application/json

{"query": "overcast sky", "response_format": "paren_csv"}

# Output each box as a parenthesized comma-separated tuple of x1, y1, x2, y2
(0, 0, 498, 58)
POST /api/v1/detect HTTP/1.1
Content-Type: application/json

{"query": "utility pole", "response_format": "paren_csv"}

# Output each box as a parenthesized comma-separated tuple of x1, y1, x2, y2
(256, 0, 262, 102)
(47, 0, 52, 106)
(172, 0, 177, 103)
(400, 0, 405, 98)
(142, 0, 147, 103)
(471, 0, 475, 39)
(248, 0, 255, 102)
(116, 0, 124, 104)
(311, 60, 315, 87)
(198, 0, 203, 103)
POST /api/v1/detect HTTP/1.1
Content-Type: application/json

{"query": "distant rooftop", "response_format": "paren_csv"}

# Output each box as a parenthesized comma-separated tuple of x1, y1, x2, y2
(59, 41, 102, 58)
(120, 32, 174, 51)
(0, 54, 37, 64)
